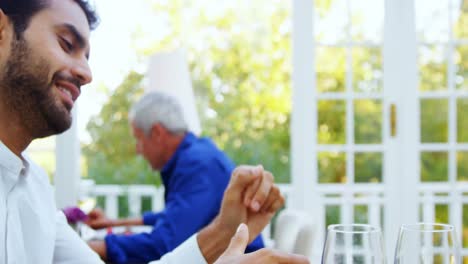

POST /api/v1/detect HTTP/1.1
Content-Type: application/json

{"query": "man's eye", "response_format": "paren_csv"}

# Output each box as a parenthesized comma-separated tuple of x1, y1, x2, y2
(60, 38, 73, 52)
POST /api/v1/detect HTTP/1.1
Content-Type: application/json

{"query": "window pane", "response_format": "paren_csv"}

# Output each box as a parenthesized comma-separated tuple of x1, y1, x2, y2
(421, 152, 449, 182)
(421, 99, 448, 143)
(319, 152, 346, 183)
(326, 205, 341, 227)
(354, 204, 368, 224)
(380, 206, 385, 229)
(418, 45, 448, 91)
(314, 0, 348, 44)
(419, 204, 423, 221)
(350, 0, 383, 43)
(435, 204, 449, 223)
(452, 0, 468, 40)
(318, 100, 346, 144)
(355, 152, 383, 183)
(463, 204, 468, 247)
(354, 99, 382, 144)
(455, 45, 468, 90)
(352, 47, 383, 93)
(415, 0, 450, 42)
(316, 47, 347, 93)
(457, 152, 468, 181)
(458, 98, 468, 142)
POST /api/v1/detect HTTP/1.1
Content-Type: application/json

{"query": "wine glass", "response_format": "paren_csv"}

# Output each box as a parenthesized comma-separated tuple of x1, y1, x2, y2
(394, 223, 460, 264)
(322, 224, 386, 264)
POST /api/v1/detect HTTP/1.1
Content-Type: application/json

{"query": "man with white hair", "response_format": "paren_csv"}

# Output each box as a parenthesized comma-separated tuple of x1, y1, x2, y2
(86, 91, 264, 263)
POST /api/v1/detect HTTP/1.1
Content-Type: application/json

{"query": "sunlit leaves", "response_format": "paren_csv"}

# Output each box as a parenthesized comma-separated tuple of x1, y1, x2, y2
(421, 152, 448, 182)
(352, 47, 382, 92)
(453, 0, 468, 39)
(316, 47, 346, 93)
(318, 100, 346, 144)
(455, 45, 468, 90)
(83, 72, 159, 185)
(418, 45, 448, 91)
(318, 152, 346, 183)
(134, 0, 293, 182)
(354, 100, 382, 144)
(420, 99, 448, 143)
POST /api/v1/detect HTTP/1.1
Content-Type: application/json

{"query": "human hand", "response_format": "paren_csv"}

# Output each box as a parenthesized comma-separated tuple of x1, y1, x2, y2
(214, 223, 310, 264)
(214, 165, 285, 242)
(197, 165, 285, 262)
(84, 208, 113, 229)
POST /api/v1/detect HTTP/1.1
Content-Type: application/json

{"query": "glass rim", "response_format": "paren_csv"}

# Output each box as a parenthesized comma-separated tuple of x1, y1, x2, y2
(327, 224, 381, 234)
(400, 223, 455, 233)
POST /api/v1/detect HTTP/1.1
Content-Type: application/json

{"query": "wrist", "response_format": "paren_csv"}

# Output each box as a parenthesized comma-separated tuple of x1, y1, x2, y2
(197, 217, 233, 263)
(108, 219, 119, 227)
(111, 217, 143, 227)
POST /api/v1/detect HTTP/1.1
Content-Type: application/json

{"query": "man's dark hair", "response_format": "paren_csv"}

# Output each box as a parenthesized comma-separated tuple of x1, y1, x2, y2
(0, 0, 99, 37)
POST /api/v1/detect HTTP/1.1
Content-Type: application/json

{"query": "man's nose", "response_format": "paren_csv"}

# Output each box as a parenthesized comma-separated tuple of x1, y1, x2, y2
(71, 58, 92, 86)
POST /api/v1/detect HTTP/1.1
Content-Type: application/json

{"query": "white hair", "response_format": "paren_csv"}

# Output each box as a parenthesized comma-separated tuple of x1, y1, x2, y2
(129, 91, 188, 135)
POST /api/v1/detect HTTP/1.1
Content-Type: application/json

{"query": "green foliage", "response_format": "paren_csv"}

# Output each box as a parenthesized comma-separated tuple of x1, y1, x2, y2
(354, 153, 382, 183)
(81, 0, 468, 227)
(138, 0, 292, 182)
(83, 72, 160, 186)
(354, 100, 382, 144)
(318, 152, 346, 183)
(198, 19, 292, 182)
(318, 100, 346, 144)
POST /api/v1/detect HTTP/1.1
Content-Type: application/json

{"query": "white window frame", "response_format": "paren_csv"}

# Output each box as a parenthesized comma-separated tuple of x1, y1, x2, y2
(291, 0, 420, 261)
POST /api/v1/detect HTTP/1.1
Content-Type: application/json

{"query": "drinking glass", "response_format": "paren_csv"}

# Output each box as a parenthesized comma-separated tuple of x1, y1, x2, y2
(322, 224, 386, 264)
(394, 223, 460, 264)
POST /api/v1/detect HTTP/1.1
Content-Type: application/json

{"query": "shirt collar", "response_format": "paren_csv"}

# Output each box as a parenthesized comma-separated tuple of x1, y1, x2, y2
(161, 132, 196, 179)
(0, 140, 28, 177)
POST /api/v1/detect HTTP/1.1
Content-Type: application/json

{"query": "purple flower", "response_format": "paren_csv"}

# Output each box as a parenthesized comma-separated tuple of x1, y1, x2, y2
(62, 206, 88, 224)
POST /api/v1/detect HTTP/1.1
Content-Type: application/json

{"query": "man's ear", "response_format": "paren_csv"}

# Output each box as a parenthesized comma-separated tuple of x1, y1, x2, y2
(149, 124, 162, 141)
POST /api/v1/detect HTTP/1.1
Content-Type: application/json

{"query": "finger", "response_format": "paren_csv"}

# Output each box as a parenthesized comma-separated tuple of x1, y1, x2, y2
(246, 249, 310, 264)
(242, 165, 264, 207)
(243, 176, 262, 207)
(221, 223, 249, 257)
(259, 186, 282, 213)
(249, 170, 273, 212)
(264, 194, 285, 214)
(228, 165, 262, 197)
(274, 252, 310, 264)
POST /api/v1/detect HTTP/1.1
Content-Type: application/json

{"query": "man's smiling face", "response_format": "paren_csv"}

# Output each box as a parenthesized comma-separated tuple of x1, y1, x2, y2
(0, 0, 92, 138)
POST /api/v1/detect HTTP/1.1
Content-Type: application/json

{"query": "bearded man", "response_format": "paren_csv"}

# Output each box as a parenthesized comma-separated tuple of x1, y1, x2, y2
(0, 1, 308, 264)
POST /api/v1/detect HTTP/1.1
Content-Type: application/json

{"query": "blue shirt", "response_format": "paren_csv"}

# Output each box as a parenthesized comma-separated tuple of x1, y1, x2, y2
(105, 132, 264, 263)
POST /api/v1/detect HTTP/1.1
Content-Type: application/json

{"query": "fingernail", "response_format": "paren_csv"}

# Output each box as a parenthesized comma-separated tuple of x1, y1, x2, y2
(251, 200, 260, 211)
(237, 223, 246, 233)
(255, 165, 263, 174)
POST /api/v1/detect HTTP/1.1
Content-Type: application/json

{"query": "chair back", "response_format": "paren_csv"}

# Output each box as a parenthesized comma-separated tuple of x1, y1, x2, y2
(273, 209, 315, 258)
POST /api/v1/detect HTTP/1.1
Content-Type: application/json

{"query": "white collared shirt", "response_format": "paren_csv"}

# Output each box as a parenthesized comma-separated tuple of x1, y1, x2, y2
(0, 141, 103, 264)
(148, 234, 207, 264)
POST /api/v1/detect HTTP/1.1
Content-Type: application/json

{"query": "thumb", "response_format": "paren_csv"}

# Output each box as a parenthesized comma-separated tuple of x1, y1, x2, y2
(222, 223, 249, 257)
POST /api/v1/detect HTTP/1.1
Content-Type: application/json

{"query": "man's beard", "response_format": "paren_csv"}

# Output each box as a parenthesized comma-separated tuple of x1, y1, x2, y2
(1, 36, 73, 138)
